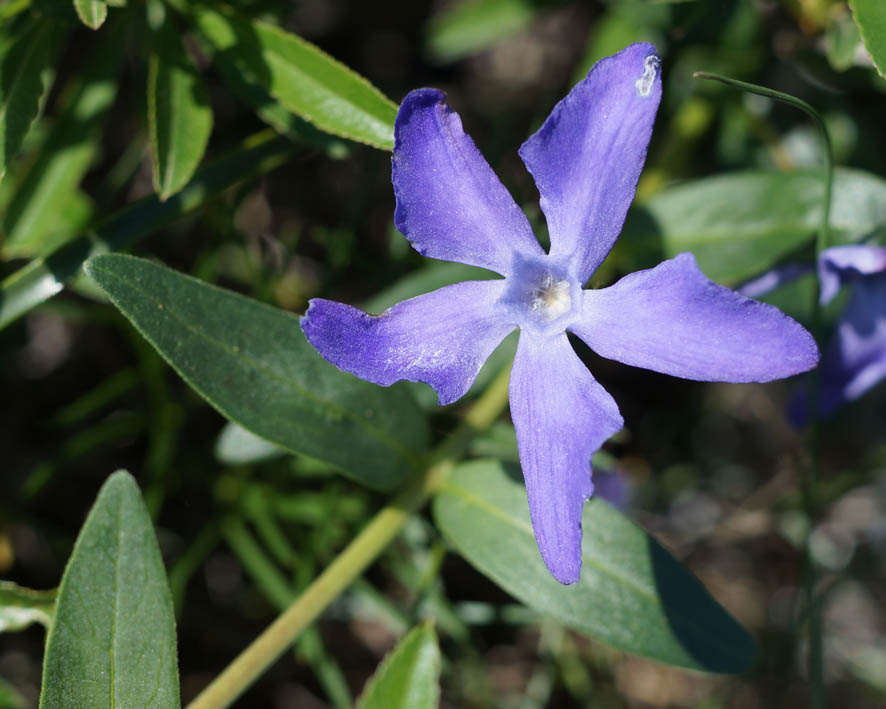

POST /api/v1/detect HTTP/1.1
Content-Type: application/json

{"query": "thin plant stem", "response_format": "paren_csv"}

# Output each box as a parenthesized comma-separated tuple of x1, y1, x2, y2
(186, 364, 513, 709)
(695, 72, 834, 709)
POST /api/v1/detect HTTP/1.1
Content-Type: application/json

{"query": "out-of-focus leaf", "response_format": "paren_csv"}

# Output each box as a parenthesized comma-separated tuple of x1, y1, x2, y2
(356, 622, 441, 709)
(215, 421, 286, 465)
(363, 261, 497, 314)
(619, 168, 886, 284)
(433, 460, 757, 673)
(73, 0, 107, 29)
(0, 18, 59, 180)
(84, 254, 428, 490)
(148, 17, 213, 200)
(3, 24, 125, 258)
(425, 0, 534, 63)
(40, 471, 179, 708)
(0, 582, 55, 632)
(0, 129, 294, 331)
(195, 7, 396, 149)
(850, 0, 886, 78)
(0, 677, 27, 709)
(827, 11, 863, 72)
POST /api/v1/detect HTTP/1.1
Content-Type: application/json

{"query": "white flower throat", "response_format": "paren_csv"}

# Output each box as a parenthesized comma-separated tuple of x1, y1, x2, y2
(529, 272, 572, 320)
(502, 255, 581, 336)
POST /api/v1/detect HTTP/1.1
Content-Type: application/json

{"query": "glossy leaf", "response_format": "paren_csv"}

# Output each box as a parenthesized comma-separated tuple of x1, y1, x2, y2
(620, 168, 886, 284)
(425, 0, 534, 63)
(148, 17, 213, 200)
(73, 0, 107, 29)
(3, 24, 125, 258)
(357, 622, 441, 709)
(40, 471, 179, 708)
(195, 7, 396, 149)
(850, 0, 886, 78)
(84, 254, 428, 490)
(434, 460, 757, 673)
(0, 130, 294, 331)
(0, 19, 58, 180)
(0, 582, 55, 632)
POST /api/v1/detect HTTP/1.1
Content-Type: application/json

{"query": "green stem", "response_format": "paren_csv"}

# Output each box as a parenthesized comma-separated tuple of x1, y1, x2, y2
(694, 72, 834, 708)
(186, 364, 512, 709)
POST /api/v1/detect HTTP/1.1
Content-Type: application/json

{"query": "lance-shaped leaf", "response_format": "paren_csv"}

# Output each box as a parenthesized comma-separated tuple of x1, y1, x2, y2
(73, 0, 107, 29)
(620, 168, 886, 284)
(0, 582, 56, 632)
(357, 622, 441, 709)
(148, 17, 213, 200)
(84, 254, 428, 490)
(3, 22, 125, 258)
(40, 471, 179, 708)
(850, 0, 886, 77)
(194, 6, 396, 149)
(0, 18, 60, 180)
(433, 460, 756, 673)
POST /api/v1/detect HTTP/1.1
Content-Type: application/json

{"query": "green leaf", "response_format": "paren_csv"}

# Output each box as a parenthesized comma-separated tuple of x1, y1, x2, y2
(84, 254, 428, 490)
(0, 129, 294, 331)
(0, 676, 27, 709)
(73, 0, 107, 29)
(0, 582, 56, 632)
(0, 19, 59, 180)
(619, 168, 886, 284)
(433, 460, 756, 673)
(425, 0, 535, 63)
(356, 622, 441, 709)
(194, 7, 396, 149)
(2, 23, 125, 258)
(148, 17, 213, 200)
(850, 0, 886, 78)
(39, 471, 179, 708)
(215, 421, 286, 465)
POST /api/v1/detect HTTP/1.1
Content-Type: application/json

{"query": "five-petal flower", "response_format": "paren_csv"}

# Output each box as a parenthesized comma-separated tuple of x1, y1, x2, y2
(301, 43, 819, 584)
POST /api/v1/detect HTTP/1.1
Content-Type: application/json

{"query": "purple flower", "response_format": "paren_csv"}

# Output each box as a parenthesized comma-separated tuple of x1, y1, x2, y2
(301, 44, 819, 584)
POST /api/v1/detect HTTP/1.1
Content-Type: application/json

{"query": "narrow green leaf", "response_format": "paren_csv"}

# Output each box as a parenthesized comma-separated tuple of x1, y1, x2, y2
(425, 0, 535, 63)
(357, 622, 441, 709)
(195, 7, 397, 149)
(40, 471, 179, 708)
(148, 17, 213, 200)
(620, 168, 886, 284)
(0, 582, 56, 632)
(0, 129, 294, 331)
(433, 460, 756, 673)
(3, 23, 125, 258)
(850, 0, 886, 78)
(73, 0, 107, 29)
(0, 19, 59, 180)
(84, 254, 428, 490)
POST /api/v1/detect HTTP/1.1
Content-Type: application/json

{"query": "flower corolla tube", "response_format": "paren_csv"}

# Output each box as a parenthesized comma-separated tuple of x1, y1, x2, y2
(302, 44, 819, 584)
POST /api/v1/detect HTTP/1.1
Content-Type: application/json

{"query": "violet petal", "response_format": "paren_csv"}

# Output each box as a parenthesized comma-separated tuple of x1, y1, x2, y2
(392, 89, 544, 276)
(301, 280, 515, 405)
(818, 244, 886, 305)
(573, 253, 820, 382)
(509, 331, 623, 584)
(518, 43, 662, 282)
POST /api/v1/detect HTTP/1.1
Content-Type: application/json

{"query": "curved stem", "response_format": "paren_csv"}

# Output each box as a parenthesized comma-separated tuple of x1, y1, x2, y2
(694, 71, 834, 709)
(186, 365, 512, 709)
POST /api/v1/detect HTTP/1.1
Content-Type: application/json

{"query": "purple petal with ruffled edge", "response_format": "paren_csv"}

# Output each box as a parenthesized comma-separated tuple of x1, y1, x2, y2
(392, 89, 545, 276)
(509, 332, 623, 584)
(301, 280, 515, 405)
(518, 42, 662, 283)
(818, 244, 886, 304)
(572, 253, 819, 382)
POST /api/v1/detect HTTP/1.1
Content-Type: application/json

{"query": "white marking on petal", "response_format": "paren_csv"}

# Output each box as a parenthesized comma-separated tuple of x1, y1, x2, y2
(635, 54, 661, 98)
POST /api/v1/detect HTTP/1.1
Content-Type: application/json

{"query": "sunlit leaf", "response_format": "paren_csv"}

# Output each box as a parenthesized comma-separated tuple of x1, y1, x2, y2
(73, 0, 107, 29)
(0, 582, 55, 632)
(850, 0, 886, 78)
(40, 471, 179, 708)
(148, 16, 213, 200)
(85, 254, 429, 490)
(619, 168, 886, 284)
(434, 460, 757, 673)
(195, 7, 397, 149)
(357, 622, 441, 709)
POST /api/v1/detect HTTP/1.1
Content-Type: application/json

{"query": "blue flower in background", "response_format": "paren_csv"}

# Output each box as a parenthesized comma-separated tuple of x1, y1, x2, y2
(302, 44, 818, 584)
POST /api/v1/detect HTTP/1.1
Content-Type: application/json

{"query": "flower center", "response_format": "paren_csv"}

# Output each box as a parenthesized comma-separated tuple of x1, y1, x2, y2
(501, 255, 581, 336)
(530, 273, 572, 320)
